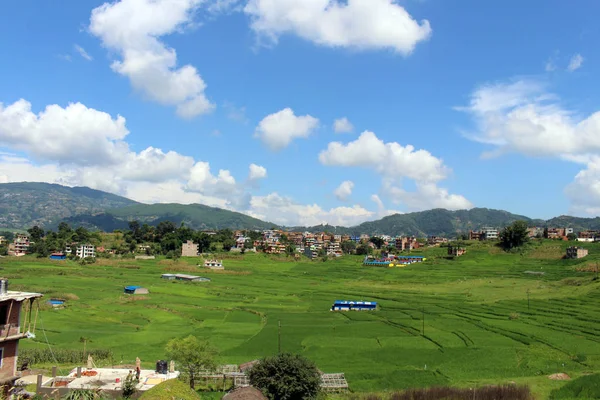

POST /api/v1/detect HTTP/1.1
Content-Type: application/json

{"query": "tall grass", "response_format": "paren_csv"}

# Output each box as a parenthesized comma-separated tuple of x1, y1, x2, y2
(19, 348, 113, 366)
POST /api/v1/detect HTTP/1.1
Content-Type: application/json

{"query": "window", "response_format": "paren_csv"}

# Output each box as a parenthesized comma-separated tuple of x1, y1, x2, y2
(0, 304, 7, 325)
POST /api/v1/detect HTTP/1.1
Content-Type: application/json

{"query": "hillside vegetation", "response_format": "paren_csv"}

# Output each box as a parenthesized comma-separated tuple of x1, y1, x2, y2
(3, 182, 600, 236)
(0, 182, 136, 229)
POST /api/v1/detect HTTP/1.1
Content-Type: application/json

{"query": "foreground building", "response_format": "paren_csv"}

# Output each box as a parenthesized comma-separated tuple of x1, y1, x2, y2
(0, 279, 42, 394)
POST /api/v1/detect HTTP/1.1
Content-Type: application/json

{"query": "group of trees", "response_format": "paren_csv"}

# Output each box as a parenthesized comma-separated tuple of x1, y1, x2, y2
(166, 335, 321, 399)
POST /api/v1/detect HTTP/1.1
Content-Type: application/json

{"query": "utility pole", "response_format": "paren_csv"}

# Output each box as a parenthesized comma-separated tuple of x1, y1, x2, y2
(278, 320, 282, 353)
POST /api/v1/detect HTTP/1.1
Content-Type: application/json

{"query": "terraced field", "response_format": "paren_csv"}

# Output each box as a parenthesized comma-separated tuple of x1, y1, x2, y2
(7, 240, 600, 398)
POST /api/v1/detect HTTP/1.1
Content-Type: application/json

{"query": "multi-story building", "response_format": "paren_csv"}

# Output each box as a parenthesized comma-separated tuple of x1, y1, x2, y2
(546, 228, 566, 240)
(8, 234, 29, 256)
(448, 246, 467, 257)
(395, 237, 418, 251)
(469, 231, 482, 241)
(481, 227, 499, 240)
(577, 231, 599, 242)
(181, 240, 199, 257)
(0, 279, 42, 394)
(428, 236, 448, 246)
(326, 242, 342, 257)
(75, 244, 95, 259)
(527, 227, 544, 239)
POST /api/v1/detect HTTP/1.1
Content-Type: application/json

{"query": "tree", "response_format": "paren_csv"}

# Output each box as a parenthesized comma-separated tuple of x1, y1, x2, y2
(355, 243, 372, 255)
(165, 335, 217, 389)
(499, 220, 530, 251)
(27, 225, 45, 242)
(285, 244, 296, 256)
(341, 240, 356, 254)
(222, 238, 236, 252)
(194, 233, 212, 254)
(248, 353, 321, 400)
(369, 237, 385, 249)
(567, 232, 578, 241)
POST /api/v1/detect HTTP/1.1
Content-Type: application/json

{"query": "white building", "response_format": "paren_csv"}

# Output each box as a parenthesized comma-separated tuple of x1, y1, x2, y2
(76, 244, 96, 258)
(482, 227, 499, 240)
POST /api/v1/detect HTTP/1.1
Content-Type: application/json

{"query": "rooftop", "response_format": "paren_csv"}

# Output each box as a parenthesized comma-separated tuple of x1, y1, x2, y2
(43, 368, 180, 392)
(0, 290, 43, 302)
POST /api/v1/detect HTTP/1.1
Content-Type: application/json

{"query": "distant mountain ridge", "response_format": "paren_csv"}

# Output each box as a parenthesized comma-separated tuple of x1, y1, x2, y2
(0, 182, 137, 229)
(0, 182, 598, 236)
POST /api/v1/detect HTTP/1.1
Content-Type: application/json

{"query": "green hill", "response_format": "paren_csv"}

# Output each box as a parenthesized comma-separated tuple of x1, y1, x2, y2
(0, 182, 137, 229)
(105, 203, 277, 231)
(2, 182, 600, 236)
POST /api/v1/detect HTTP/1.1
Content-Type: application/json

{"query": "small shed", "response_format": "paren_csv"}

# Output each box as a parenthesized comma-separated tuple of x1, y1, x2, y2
(204, 259, 224, 269)
(124, 286, 149, 295)
(161, 274, 177, 280)
(49, 253, 66, 260)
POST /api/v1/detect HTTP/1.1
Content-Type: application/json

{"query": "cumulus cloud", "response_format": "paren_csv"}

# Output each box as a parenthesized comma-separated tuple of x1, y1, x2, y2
(248, 163, 267, 180)
(244, 0, 431, 54)
(320, 131, 470, 211)
(320, 131, 449, 182)
(74, 44, 93, 61)
(249, 192, 374, 226)
(0, 99, 129, 166)
(334, 180, 354, 201)
(459, 79, 600, 159)
(254, 108, 319, 150)
(460, 78, 600, 215)
(333, 117, 354, 133)
(89, 0, 214, 118)
(567, 53, 584, 72)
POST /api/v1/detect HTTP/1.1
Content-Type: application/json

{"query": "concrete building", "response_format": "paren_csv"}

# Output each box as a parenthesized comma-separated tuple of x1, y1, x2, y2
(326, 242, 342, 257)
(181, 240, 199, 257)
(566, 246, 589, 259)
(577, 231, 599, 242)
(469, 231, 482, 241)
(448, 246, 467, 257)
(76, 244, 95, 259)
(8, 235, 29, 256)
(0, 279, 42, 393)
(481, 227, 499, 240)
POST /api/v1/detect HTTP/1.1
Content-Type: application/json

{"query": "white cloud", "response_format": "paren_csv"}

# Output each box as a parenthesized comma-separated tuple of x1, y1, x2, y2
(120, 147, 195, 183)
(383, 181, 472, 211)
(320, 131, 469, 212)
(567, 53, 584, 72)
(249, 192, 374, 226)
(320, 131, 448, 182)
(333, 117, 354, 133)
(0, 99, 129, 166)
(254, 108, 319, 150)
(460, 78, 600, 216)
(459, 79, 600, 159)
(244, 0, 431, 54)
(74, 44, 93, 61)
(89, 0, 214, 118)
(545, 60, 556, 72)
(248, 163, 267, 180)
(334, 180, 354, 201)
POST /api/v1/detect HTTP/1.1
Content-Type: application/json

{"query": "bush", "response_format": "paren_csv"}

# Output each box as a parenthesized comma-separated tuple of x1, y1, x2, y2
(248, 353, 321, 400)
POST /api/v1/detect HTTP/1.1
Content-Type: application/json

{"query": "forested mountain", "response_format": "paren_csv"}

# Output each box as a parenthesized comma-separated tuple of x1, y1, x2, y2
(0, 182, 137, 229)
(1, 182, 599, 236)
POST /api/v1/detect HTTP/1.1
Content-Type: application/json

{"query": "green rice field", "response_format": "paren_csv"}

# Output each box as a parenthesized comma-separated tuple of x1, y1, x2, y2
(7, 240, 600, 398)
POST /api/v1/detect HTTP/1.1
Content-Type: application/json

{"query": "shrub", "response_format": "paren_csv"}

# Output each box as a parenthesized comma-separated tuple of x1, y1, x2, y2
(248, 353, 321, 400)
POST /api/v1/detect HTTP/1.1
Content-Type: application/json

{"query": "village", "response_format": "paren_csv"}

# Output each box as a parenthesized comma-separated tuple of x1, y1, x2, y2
(1, 224, 597, 262)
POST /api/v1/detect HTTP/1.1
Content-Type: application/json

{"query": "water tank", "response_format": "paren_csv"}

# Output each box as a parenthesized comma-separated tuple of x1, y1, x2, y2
(156, 360, 168, 374)
(0, 278, 8, 295)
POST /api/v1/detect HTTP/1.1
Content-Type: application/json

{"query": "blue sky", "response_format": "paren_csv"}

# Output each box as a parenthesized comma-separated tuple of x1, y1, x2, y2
(0, 0, 599, 226)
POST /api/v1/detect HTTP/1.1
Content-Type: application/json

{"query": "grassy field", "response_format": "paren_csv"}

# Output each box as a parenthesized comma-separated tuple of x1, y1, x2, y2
(7, 240, 600, 398)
